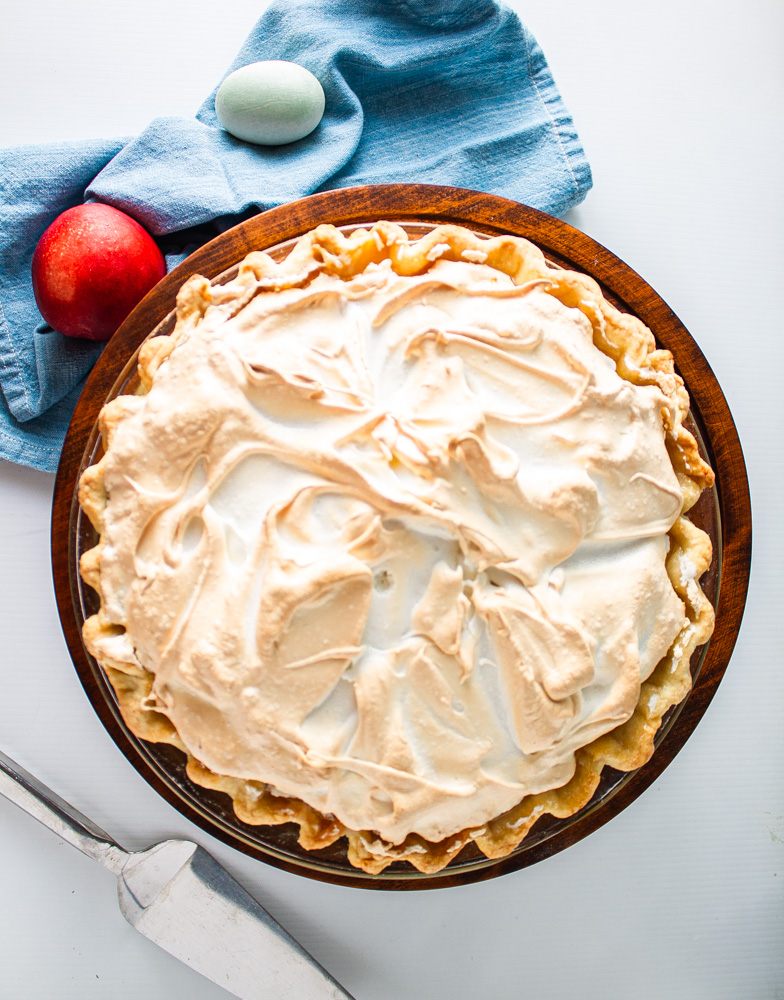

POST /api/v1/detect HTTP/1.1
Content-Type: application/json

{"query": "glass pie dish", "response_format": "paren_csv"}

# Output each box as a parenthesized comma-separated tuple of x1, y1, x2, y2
(51, 185, 751, 889)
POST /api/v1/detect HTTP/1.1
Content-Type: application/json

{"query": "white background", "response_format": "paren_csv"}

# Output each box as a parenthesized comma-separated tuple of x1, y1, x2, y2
(1, 2, 782, 998)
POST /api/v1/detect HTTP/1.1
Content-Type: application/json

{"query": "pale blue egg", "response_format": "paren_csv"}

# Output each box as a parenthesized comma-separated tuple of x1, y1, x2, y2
(215, 61, 325, 146)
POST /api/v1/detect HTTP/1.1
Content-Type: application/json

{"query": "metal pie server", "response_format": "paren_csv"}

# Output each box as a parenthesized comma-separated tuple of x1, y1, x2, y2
(0, 749, 355, 1000)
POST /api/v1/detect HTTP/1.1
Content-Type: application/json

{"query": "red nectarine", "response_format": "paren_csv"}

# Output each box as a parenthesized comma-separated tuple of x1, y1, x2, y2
(32, 203, 165, 342)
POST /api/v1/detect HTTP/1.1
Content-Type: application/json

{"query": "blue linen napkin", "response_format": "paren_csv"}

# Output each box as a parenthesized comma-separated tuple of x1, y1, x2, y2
(0, 0, 592, 473)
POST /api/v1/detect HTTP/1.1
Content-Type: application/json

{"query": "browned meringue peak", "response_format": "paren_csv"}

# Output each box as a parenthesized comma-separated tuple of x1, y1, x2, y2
(88, 255, 688, 845)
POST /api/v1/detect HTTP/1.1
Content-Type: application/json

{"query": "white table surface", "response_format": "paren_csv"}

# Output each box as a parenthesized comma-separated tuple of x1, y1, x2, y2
(1, 2, 782, 998)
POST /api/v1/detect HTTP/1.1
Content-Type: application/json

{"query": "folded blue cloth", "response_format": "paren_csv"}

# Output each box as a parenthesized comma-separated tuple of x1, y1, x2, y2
(0, 0, 591, 473)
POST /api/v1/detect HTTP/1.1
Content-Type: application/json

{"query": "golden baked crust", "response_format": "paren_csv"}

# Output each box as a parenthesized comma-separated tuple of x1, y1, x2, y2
(79, 222, 715, 874)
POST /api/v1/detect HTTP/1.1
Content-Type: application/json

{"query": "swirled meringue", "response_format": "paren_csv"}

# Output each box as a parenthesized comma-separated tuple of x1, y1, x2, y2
(90, 255, 688, 845)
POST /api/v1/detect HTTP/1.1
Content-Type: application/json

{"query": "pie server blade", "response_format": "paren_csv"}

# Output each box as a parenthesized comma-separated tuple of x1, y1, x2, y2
(0, 749, 355, 1000)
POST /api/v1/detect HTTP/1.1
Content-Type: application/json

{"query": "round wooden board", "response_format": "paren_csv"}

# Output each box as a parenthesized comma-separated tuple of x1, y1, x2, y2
(51, 184, 751, 889)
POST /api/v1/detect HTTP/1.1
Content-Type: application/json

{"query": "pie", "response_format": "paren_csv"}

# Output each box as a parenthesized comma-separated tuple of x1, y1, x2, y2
(78, 222, 715, 874)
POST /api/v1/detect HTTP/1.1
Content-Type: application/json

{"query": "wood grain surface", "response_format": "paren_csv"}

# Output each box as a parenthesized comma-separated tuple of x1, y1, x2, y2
(50, 184, 752, 890)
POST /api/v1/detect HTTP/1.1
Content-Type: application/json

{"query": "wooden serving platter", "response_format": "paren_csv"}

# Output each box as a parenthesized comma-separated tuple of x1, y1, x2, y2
(51, 184, 752, 890)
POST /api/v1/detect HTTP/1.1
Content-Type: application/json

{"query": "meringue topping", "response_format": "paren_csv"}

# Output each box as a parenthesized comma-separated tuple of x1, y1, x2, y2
(90, 256, 687, 845)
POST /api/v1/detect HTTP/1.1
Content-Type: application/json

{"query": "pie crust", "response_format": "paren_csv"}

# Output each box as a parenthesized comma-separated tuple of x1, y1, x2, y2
(78, 222, 715, 874)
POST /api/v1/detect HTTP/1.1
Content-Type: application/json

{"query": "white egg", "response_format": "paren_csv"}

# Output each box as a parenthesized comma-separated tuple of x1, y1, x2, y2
(215, 60, 325, 146)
